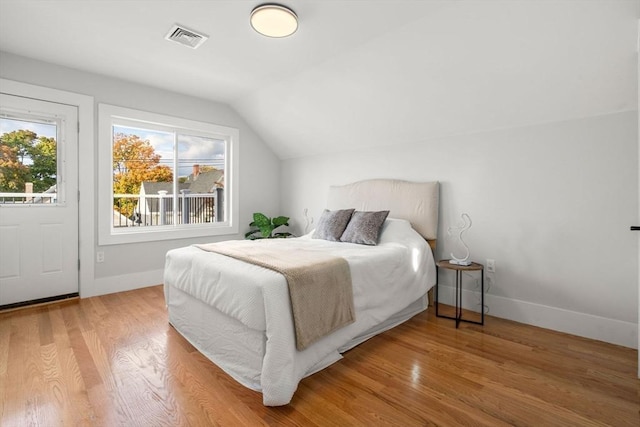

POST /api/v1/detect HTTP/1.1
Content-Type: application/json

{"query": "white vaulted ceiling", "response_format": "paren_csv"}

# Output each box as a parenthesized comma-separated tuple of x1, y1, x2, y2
(0, 0, 637, 159)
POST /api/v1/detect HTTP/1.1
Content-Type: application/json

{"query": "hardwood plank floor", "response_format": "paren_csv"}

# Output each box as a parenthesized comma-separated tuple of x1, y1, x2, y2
(0, 285, 638, 426)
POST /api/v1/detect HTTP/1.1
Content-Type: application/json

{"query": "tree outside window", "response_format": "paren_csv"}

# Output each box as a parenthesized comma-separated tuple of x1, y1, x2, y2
(0, 119, 58, 202)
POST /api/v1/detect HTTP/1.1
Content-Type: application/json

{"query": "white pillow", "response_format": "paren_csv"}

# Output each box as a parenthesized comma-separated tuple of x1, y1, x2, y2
(377, 218, 415, 244)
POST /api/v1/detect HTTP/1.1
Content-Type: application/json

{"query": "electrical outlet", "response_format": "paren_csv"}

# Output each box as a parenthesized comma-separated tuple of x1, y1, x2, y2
(486, 259, 495, 273)
(96, 251, 105, 263)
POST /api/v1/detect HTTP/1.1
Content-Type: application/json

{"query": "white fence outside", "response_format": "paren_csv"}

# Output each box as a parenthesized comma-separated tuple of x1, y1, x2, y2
(0, 192, 57, 204)
(113, 191, 221, 228)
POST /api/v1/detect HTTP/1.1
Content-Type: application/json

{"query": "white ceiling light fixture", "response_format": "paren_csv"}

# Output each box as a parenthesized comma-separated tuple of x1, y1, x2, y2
(250, 4, 298, 38)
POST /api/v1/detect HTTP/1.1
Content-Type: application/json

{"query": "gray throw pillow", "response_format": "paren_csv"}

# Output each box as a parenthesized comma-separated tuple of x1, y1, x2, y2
(313, 209, 355, 241)
(340, 210, 390, 245)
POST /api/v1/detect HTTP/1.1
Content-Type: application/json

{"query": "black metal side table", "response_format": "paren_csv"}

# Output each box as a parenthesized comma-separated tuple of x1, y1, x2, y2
(435, 260, 484, 328)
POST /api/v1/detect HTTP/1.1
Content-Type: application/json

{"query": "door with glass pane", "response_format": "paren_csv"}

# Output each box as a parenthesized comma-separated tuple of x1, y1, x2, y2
(0, 94, 78, 307)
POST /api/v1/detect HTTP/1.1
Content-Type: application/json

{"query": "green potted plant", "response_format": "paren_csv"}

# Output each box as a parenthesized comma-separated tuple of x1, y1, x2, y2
(245, 212, 292, 240)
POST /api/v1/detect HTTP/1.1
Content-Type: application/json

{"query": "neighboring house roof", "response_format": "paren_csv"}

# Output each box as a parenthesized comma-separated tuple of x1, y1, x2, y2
(140, 181, 189, 195)
(186, 169, 224, 193)
(140, 170, 223, 196)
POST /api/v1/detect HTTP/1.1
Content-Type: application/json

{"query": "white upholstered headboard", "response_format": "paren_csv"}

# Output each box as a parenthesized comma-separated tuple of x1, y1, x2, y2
(327, 179, 439, 245)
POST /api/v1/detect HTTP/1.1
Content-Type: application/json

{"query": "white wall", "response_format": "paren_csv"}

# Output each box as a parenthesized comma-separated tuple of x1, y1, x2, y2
(0, 51, 281, 297)
(281, 112, 639, 348)
(1, 51, 636, 349)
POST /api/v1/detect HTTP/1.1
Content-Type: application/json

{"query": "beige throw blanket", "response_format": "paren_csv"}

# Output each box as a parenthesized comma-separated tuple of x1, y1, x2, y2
(195, 240, 355, 351)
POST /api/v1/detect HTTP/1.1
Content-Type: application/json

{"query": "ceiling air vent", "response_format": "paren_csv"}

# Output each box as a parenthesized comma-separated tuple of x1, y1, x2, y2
(165, 24, 208, 49)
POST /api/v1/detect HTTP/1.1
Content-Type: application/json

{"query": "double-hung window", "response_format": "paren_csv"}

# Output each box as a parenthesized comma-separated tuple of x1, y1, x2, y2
(98, 104, 239, 245)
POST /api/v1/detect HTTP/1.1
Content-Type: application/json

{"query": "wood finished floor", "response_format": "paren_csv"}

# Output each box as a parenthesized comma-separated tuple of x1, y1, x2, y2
(0, 285, 638, 426)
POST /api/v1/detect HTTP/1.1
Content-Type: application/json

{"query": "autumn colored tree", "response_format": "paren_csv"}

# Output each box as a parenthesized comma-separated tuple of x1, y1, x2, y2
(1, 129, 35, 163)
(0, 130, 57, 193)
(0, 144, 30, 191)
(112, 133, 173, 217)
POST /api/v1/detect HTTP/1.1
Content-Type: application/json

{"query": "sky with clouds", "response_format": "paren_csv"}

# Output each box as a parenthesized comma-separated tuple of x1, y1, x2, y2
(114, 125, 225, 177)
(0, 117, 57, 139)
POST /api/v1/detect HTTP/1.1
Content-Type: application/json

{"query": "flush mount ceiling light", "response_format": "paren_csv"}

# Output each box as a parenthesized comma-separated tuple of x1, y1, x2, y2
(250, 4, 298, 38)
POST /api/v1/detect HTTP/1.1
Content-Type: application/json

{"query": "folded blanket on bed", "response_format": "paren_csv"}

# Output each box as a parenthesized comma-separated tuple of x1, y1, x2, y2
(195, 240, 355, 350)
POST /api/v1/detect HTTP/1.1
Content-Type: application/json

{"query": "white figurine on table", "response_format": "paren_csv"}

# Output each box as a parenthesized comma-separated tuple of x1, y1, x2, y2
(448, 213, 472, 266)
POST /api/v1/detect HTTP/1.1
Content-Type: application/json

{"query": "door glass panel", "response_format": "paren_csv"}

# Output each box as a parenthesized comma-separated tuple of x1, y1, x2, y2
(0, 116, 59, 205)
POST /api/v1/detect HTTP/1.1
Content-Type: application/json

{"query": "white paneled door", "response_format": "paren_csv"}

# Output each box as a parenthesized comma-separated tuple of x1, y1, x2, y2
(0, 94, 79, 307)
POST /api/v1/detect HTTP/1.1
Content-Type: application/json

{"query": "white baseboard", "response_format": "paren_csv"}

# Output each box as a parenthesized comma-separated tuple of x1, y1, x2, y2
(82, 268, 164, 299)
(437, 285, 638, 349)
(82, 273, 638, 349)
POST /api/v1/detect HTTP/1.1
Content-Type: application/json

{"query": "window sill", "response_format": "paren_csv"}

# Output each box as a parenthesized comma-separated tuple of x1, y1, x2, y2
(98, 223, 239, 246)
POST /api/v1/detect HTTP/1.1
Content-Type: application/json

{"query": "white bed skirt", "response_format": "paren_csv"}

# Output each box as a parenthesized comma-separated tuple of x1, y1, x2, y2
(166, 285, 428, 397)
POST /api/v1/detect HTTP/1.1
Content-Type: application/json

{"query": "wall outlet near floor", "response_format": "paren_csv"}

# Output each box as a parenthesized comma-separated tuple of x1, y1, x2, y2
(486, 259, 495, 273)
(96, 251, 105, 263)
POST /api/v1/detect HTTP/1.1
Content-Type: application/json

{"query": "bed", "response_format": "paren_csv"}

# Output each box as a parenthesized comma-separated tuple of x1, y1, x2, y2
(163, 179, 439, 406)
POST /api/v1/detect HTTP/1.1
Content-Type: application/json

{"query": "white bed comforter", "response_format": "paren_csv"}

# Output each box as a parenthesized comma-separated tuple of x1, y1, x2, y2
(163, 218, 435, 406)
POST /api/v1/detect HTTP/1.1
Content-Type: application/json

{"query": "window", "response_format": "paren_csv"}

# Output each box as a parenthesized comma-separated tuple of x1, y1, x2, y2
(0, 113, 60, 205)
(98, 104, 239, 245)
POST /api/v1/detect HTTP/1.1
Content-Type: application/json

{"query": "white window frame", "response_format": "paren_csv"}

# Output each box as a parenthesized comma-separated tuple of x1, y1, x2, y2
(98, 104, 239, 245)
